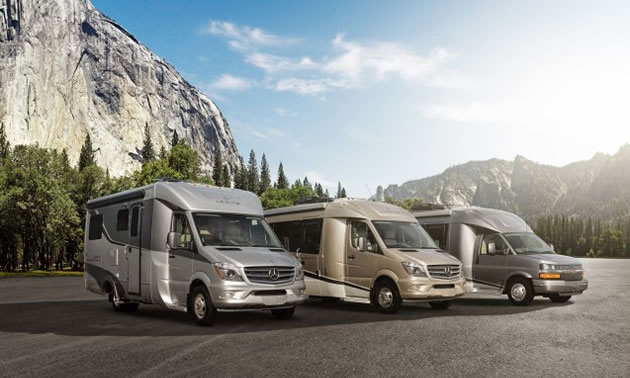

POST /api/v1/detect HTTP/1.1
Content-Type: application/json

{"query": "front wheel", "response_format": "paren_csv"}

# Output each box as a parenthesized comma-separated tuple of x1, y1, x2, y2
(271, 307, 296, 320)
(189, 285, 216, 326)
(507, 277, 534, 306)
(371, 280, 402, 314)
(549, 294, 572, 303)
(429, 300, 452, 310)
(110, 293, 139, 312)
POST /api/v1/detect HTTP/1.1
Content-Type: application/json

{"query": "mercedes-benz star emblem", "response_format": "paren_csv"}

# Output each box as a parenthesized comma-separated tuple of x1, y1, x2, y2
(268, 268, 280, 281)
(444, 266, 452, 276)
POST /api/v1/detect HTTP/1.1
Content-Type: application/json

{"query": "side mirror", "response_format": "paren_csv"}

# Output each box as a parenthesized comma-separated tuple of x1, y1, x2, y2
(549, 243, 555, 252)
(434, 239, 441, 248)
(167, 231, 193, 250)
(282, 237, 290, 251)
(488, 242, 496, 255)
(358, 237, 367, 252)
(167, 231, 177, 249)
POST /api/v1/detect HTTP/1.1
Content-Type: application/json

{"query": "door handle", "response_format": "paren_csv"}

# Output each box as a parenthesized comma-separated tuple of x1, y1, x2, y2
(168, 254, 176, 259)
(347, 255, 355, 260)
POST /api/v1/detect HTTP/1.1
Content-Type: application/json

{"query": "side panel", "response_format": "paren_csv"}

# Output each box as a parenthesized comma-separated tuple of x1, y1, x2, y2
(128, 204, 142, 295)
(448, 223, 477, 280)
(321, 218, 352, 298)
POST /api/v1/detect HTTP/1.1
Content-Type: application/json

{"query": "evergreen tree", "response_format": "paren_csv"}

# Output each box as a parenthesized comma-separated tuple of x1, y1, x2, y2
(314, 183, 324, 197)
(292, 179, 303, 189)
(78, 133, 96, 171)
(221, 165, 231, 188)
(336, 182, 342, 198)
(260, 153, 271, 194)
(276, 162, 289, 189)
(247, 149, 259, 193)
(212, 153, 224, 186)
(141, 123, 156, 164)
(234, 155, 248, 190)
(159, 146, 168, 160)
(303, 176, 312, 190)
(172, 129, 180, 147)
(340, 187, 347, 198)
(0, 122, 9, 159)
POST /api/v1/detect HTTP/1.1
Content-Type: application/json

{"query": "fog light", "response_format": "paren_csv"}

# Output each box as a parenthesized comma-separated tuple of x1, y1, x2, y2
(408, 284, 425, 292)
(219, 291, 236, 299)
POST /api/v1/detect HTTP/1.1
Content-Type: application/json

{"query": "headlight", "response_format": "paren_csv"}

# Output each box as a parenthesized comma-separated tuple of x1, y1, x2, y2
(539, 263, 557, 271)
(214, 262, 243, 281)
(402, 262, 427, 277)
(295, 266, 304, 280)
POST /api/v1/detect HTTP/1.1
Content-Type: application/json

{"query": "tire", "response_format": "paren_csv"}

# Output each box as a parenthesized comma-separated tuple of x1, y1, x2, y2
(549, 294, 572, 303)
(109, 293, 139, 312)
(507, 277, 534, 306)
(429, 300, 452, 310)
(189, 285, 216, 326)
(371, 279, 402, 314)
(271, 306, 296, 320)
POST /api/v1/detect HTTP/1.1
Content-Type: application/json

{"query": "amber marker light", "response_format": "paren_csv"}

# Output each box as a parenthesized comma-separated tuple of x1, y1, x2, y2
(539, 272, 561, 279)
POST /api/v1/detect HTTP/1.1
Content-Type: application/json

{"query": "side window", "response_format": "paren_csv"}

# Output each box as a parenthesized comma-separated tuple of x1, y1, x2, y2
(424, 223, 449, 249)
(116, 209, 129, 231)
(480, 233, 508, 255)
(172, 213, 192, 249)
(350, 221, 379, 253)
(88, 214, 103, 240)
(302, 220, 322, 254)
(130, 207, 140, 237)
(272, 221, 302, 253)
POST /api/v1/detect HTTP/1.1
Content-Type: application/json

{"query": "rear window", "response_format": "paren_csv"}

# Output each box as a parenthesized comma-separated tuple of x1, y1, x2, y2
(88, 214, 103, 240)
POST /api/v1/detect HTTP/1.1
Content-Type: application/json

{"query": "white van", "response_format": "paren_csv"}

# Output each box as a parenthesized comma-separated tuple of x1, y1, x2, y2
(84, 180, 306, 325)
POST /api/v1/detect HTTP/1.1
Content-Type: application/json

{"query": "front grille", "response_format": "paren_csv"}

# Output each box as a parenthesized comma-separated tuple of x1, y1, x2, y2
(554, 265, 583, 281)
(427, 264, 461, 280)
(433, 284, 455, 289)
(244, 266, 295, 284)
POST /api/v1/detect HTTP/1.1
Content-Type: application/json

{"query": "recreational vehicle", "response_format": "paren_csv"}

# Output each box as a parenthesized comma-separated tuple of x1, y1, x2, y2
(265, 200, 466, 314)
(415, 207, 588, 306)
(84, 181, 306, 326)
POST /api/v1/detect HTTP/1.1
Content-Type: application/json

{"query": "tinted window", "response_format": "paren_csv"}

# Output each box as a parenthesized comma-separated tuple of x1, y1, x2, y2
(350, 222, 379, 253)
(423, 223, 449, 249)
(172, 213, 192, 249)
(116, 209, 129, 231)
(271, 220, 322, 254)
(193, 214, 281, 248)
(130, 207, 139, 237)
(88, 214, 103, 240)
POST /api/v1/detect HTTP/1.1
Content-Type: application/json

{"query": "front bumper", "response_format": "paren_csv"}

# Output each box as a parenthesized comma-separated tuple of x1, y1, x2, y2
(399, 276, 466, 301)
(209, 279, 307, 310)
(532, 279, 588, 295)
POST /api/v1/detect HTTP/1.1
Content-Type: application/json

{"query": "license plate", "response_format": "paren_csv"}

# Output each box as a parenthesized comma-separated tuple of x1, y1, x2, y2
(262, 295, 286, 306)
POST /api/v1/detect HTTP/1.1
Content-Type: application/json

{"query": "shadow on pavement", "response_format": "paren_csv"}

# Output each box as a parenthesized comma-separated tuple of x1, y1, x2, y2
(0, 295, 569, 337)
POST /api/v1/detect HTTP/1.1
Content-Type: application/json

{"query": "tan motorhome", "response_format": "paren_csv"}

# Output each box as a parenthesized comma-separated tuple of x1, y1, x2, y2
(265, 200, 466, 313)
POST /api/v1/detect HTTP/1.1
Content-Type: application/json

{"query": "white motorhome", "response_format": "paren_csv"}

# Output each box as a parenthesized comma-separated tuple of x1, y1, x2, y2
(84, 180, 306, 325)
(265, 200, 466, 314)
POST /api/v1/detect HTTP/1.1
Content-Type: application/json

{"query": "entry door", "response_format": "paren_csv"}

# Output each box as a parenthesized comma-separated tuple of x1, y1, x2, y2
(345, 221, 378, 291)
(128, 204, 142, 295)
(473, 233, 509, 289)
(168, 213, 194, 306)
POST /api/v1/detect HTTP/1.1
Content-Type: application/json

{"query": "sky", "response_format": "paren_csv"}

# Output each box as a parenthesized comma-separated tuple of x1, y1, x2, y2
(91, 0, 630, 197)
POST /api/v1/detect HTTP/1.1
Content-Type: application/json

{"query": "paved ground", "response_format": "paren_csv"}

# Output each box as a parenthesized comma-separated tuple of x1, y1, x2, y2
(0, 259, 628, 377)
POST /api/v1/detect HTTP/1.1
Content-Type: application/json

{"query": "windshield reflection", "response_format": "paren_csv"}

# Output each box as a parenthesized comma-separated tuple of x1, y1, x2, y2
(193, 214, 282, 248)
(372, 221, 438, 249)
(504, 232, 554, 254)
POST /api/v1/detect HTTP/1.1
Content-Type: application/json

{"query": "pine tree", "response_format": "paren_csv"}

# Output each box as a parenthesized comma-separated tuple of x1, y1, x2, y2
(234, 155, 248, 189)
(303, 176, 312, 190)
(247, 149, 259, 193)
(324, 189, 330, 198)
(172, 129, 180, 147)
(276, 162, 289, 189)
(260, 153, 271, 194)
(0, 122, 10, 159)
(141, 123, 156, 164)
(315, 183, 324, 197)
(78, 133, 96, 171)
(221, 165, 231, 188)
(340, 187, 347, 198)
(292, 179, 303, 189)
(159, 146, 168, 160)
(336, 182, 342, 198)
(212, 153, 223, 186)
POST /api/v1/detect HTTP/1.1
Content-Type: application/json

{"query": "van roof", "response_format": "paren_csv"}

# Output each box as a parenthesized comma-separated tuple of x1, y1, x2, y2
(413, 207, 532, 233)
(87, 181, 263, 215)
(265, 199, 416, 222)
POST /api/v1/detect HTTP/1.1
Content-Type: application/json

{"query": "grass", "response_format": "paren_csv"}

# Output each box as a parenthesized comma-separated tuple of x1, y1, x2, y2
(0, 269, 84, 279)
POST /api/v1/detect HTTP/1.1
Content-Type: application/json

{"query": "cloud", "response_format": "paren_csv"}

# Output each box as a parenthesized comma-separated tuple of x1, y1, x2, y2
(210, 73, 253, 91)
(273, 78, 348, 95)
(303, 170, 336, 188)
(246, 53, 318, 73)
(203, 21, 299, 50)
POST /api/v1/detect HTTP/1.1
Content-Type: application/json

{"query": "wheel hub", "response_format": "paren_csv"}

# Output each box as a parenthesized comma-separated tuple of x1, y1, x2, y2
(378, 287, 394, 308)
(511, 283, 527, 301)
(194, 294, 206, 319)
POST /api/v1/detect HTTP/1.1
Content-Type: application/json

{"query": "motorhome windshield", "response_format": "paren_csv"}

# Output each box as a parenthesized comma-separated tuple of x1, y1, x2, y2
(193, 214, 282, 248)
(372, 221, 438, 249)
(504, 232, 554, 254)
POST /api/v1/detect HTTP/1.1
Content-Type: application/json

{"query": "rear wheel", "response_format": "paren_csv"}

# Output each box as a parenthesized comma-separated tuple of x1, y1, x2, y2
(507, 277, 534, 306)
(271, 306, 296, 320)
(189, 285, 216, 326)
(549, 294, 572, 303)
(371, 279, 402, 314)
(429, 300, 452, 310)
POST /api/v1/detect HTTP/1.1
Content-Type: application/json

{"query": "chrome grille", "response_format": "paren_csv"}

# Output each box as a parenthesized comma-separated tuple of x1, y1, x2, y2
(244, 266, 295, 284)
(557, 265, 584, 281)
(427, 264, 461, 280)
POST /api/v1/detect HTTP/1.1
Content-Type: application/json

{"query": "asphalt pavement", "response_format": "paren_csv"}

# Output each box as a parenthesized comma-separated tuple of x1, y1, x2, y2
(0, 258, 628, 377)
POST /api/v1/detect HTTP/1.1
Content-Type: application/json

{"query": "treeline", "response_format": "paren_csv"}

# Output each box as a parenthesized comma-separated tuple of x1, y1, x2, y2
(533, 215, 630, 258)
(0, 124, 348, 271)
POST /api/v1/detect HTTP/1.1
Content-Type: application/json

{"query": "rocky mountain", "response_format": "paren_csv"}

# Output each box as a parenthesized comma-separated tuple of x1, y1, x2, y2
(375, 144, 630, 220)
(0, 0, 240, 175)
